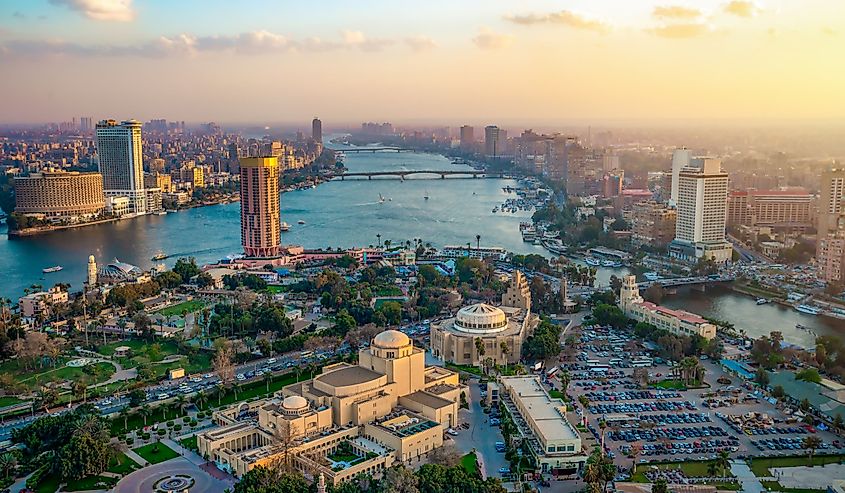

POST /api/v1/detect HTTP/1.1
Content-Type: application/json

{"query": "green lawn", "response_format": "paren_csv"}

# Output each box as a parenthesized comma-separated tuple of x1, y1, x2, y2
(461, 452, 479, 475)
(107, 451, 141, 475)
(133, 442, 180, 464)
(34, 474, 60, 493)
(0, 359, 115, 390)
(749, 455, 844, 477)
(0, 395, 25, 407)
(265, 285, 286, 294)
(446, 363, 482, 376)
(179, 435, 198, 452)
(548, 389, 565, 400)
(157, 300, 206, 317)
(632, 460, 739, 490)
(63, 475, 118, 491)
(653, 379, 703, 390)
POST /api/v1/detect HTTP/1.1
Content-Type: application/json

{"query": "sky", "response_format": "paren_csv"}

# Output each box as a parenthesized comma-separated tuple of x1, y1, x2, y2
(0, 0, 843, 125)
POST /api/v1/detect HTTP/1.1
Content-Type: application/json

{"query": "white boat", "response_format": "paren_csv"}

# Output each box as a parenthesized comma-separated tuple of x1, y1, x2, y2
(585, 258, 601, 267)
(378, 193, 386, 204)
(297, 220, 306, 225)
(756, 298, 769, 305)
(151, 252, 167, 261)
(601, 260, 615, 267)
(795, 304, 821, 316)
(644, 272, 661, 281)
(43, 265, 63, 273)
(156, 211, 167, 216)
(280, 222, 290, 232)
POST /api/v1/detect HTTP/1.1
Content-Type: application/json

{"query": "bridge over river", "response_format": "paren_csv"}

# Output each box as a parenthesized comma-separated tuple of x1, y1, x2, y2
(335, 170, 508, 180)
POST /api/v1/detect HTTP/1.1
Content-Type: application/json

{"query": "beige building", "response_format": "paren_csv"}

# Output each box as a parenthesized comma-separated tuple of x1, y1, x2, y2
(499, 376, 586, 475)
(727, 188, 813, 231)
(630, 201, 676, 248)
(144, 172, 172, 193)
(14, 170, 105, 220)
(198, 330, 463, 485)
(819, 168, 845, 235)
(430, 270, 539, 366)
(619, 275, 716, 339)
(18, 286, 69, 321)
(240, 156, 282, 258)
(670, 158, 731, 263)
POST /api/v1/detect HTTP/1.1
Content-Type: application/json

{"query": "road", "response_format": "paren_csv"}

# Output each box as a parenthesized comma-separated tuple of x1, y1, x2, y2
(452, 379, 509, 479)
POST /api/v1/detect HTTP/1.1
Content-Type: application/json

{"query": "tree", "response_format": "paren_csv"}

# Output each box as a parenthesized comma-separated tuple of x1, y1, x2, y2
(233, 467, 310, 493)
(500, 341, 510, 370)
(755, 368, 770, 387)
(173, 257, 201, 283)
(426, 442, 461, 468)
(803, 435, 822, 465)
(0, 452, 17, 480)
(771, 385, 785, 398)
(138, 405, 152, 426)
(380, 301, 402, 326)
(632, 368, 649, 388)
(652, 478, 668, 493)
(583, 448, 615, 493)
(382, 465, 420, 493)
(196, 272, 214, 288)
(475, 337, 486, 371)
(713, 450, 731, 476)
(214, 341, 236, 401)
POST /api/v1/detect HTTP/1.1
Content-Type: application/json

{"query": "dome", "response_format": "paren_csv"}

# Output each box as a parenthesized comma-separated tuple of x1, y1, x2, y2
(454, 303, 508, 334)
(373, 330, 411, 349)
(282, 395, 308, 410)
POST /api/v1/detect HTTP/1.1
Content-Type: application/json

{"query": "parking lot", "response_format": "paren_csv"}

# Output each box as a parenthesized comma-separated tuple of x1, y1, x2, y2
(554, 325, 845, 470)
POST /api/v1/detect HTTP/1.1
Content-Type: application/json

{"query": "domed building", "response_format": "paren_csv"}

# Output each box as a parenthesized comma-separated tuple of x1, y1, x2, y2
(198, 328, 464, 486)
(430, 270, 539, 366)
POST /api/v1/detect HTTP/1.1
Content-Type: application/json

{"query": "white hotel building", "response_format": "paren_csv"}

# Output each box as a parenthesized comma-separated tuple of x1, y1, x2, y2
(95, 119, 147, 215)
(619, 275, 716, 340)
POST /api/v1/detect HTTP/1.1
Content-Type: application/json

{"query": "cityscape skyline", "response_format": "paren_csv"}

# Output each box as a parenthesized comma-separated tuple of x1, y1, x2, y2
(1, 0, 844, 123)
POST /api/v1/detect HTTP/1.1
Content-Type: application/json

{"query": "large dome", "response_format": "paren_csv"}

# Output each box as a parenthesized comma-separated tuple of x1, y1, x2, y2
(372, 330, 411, 349)
(282, 395, 308, 411)
(454, 303, 508, 334)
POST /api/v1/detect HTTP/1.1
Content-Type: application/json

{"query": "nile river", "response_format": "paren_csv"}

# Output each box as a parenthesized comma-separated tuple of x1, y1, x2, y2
(1, 147, 843, 346)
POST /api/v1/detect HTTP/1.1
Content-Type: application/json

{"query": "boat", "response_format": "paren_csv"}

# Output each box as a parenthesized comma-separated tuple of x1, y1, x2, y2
(166, 209, 178, 213)
(378, 193, 386, 204)
(756, 298, 769, 305)
(297, 220, 306, 225)
(644, 272, 661, 281)
(612, 262, 623, 268)
(424, 190, 430, 200)
(601, 260, 615, 267)
(796, 324, 811, 330)
(585, 257, 601, 267)
(795, 304, 821, 316)
(42, 265, 63, 273)
(156, 211, 167, 216)
(151, 252, 167, 261)
(280, 222, 290, 232)
(522, 228, 537, 242)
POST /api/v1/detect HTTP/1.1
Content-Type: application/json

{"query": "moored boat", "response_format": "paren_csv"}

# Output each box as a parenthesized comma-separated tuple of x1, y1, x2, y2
(43, 265, 63, 273)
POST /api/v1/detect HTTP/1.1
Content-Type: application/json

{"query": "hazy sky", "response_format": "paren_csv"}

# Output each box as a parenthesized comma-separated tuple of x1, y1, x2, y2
(0, 0, 843, 125)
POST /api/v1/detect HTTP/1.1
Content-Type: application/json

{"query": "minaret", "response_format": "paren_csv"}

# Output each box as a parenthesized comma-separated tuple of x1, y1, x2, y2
(86, 255, 98, 288)
(316, 473, 326, 493)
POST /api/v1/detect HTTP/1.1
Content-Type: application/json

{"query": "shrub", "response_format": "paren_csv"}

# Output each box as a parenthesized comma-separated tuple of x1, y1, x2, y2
(190, 420, 198, 427)
(182, 416, 190, 423)
(173, 424, 183, 431)
(157, 429, 166, 436)
(167, 421, 174, 427)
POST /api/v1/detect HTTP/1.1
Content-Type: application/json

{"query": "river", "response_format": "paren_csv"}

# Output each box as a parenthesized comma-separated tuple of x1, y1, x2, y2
(2, 146, 843, 346)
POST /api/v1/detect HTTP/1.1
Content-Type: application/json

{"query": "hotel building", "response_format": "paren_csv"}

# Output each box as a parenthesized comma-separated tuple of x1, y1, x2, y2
(619, 275, 716, 339)
(818, 168, 845, 235)
(14, 170, 105, 221)
(95, 119, 147, 215)
(669, 158, 732, 263)
(198, 330, 463, 485)
(239, 156, 282, 258)
(726, 188, 813, 231)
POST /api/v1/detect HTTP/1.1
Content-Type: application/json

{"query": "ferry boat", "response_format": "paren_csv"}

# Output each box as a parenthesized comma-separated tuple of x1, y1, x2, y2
(156, 211, 167, 216)
(601, 260, 615, 267)
(151, 252, 167, 261)
(644, 272, 661, 281)
(297, 220, 306, 225)
(280, 222, 291, 232)
(795, 304, 821, 316)
(585, 257, 601, 267)
(42, 265, 63, 273)
(522, 228, 537, 242)
(756, 298, 769, 305)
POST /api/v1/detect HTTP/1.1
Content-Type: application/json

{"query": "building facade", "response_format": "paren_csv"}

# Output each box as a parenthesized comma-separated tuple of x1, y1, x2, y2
(669, 147, 691, 206)
(198, 330, 463, 484)
(14, 170, 105, 220)
(459, 125, 474, 150)
(239, 156, 282, 258)
(726, 189, 813, 230)
(619, 275, 716, 339)
(312, 117, 322, 142)
(430, 270, 539, 365)
(816, 215, 845, 285)
(818, 168, 845, 235)
(630, 201, 676, 248)
(484, 125, 500, 157)
(670, 158, 732, 263)
(95, 119, 147, 214)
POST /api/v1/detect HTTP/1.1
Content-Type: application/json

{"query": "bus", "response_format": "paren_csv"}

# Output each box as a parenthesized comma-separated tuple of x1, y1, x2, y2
(608, 358, 623, 366)
(586, 359, 602, 367)
(631, 358, 653, 367)
(589, 365, 611, 373)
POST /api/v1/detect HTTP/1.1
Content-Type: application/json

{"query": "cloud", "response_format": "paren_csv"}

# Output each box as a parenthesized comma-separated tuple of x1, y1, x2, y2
(472, 28, 513, 50)
(341, 30, 394, 51)
(404, 35, 437, 52)
(49, 0, 134, 22)
(723, 1, 760, 17)
(648, 23, 709, 38)
(652, 6, 701, 20)
(13, 11, 26, 19)
(0, 29, 424, 57)
(504, 10, 608, 32)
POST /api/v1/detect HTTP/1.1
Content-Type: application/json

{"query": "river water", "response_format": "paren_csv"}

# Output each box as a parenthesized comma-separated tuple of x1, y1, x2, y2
(1, 146, 843, 347)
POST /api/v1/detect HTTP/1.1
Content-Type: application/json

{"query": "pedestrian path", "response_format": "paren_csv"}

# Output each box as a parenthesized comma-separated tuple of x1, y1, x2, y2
(729, 459, 766, 493)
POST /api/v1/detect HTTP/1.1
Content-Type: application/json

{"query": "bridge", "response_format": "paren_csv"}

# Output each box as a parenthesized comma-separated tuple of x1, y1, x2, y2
(335, 170, 505, 180)
(339, 147, 416, 153)
(638, 275, 735, 289)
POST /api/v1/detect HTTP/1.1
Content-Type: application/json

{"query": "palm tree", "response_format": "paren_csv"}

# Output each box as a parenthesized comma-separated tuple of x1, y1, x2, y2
(264, 372, 273, 394)
(713, 450, 731, 476)
(500, 341, 510, 372)
(560, 370, 571, 394)
(474, 338, 485, 373)
(476, 234, 481, 250)
(119, 408, 131, 431)
(138, 405, 152, 426)
(195, 390, 208, 411)
(803, 435, 822, 466)
(232, 382, 241, 401)
(0, 452, 17, 480)
(175, 395, 188, 416)
(376, 234, 381, 248)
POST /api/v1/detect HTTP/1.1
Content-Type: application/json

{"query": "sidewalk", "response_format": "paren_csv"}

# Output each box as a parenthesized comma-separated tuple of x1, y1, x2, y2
(729, 459, 766, 493)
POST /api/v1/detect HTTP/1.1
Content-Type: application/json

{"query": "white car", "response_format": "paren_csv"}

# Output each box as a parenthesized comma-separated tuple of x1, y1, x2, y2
(446, 428, 459, 436)
(236, 374, 246, 381)
(268, 358, 277, 364)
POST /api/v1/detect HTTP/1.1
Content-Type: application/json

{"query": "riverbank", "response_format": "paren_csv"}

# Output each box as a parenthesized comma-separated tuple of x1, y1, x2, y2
(7, 216, 121, 237)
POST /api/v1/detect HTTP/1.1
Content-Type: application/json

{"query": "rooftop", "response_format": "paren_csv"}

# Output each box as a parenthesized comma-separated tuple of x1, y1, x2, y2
(315, 366, 383, 388)
(500, 376, 579, 442)
(401, 390, 452, 410)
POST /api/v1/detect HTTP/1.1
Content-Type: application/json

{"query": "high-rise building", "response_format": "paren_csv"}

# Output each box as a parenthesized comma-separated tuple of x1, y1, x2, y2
(670, 147, 692, 206)
(817, 215, 845, 285)
(726, 188, 813, 230)
(459, 125, 474, 150)
(240, 156, 282, 258)
(95, 119, 146, 215)
(602, 153, 620, 172)
(80, 117, 93, 132)
(669, 158, 732, 262)
(484, 125, 500, 157)
(312, 117, 322, 143)
(602, 169, 624, 198)
(14, 170, 105, 220)
(818, 168, 845, 235)
(144, 172, 172, 193)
